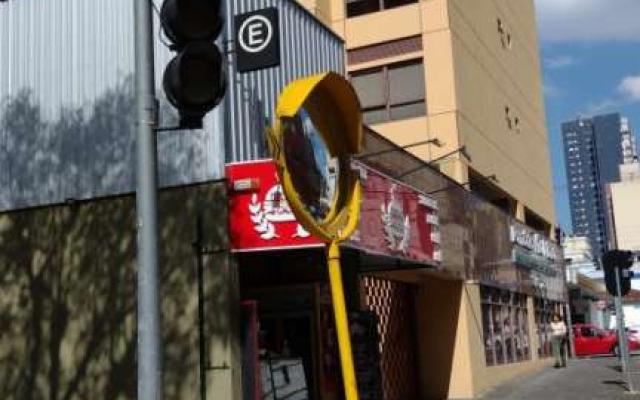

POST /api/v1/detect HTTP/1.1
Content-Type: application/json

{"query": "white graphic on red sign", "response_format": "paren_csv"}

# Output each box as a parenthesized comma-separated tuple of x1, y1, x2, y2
(248, 181, 310, 240)
(380, 184, 411, 254)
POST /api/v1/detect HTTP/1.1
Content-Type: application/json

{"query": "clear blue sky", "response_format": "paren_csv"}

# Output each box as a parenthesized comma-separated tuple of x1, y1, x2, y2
(535, 0, 640, 232)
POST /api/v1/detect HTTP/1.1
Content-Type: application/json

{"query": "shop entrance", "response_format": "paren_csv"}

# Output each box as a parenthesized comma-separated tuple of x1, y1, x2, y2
(260, 312, 316, 400)
(360, 276, 419, 400)
(241, 283, 343, 400)
(242, 285, 317, 400)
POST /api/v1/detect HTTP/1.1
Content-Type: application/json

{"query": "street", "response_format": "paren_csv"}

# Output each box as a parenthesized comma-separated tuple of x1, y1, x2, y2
(483, 357, 640, 399)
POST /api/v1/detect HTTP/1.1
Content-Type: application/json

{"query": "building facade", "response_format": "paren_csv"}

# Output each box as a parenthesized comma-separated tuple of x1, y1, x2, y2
(0, 1, 567, 400)
(227, 130, 566, 399)
(297, 0, 556, 236)
(0, 0, 343, 399)
(562, 114, 630, 259)
(564, 235, 598, 284)
(606, 123, 640, 252)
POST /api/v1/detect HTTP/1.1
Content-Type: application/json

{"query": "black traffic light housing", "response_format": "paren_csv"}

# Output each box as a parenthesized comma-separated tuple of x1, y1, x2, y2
(160, 0, 227, 129)
(602, 250, 634, 297)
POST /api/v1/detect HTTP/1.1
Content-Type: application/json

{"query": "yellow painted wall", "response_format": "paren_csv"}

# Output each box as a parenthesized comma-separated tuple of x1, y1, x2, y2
(0, 182, 241, 400)
(344, 3, 423, 48)
(415, 276, 465, 398)
(447, 0, 554, 223)
(447, 283, 553, 399)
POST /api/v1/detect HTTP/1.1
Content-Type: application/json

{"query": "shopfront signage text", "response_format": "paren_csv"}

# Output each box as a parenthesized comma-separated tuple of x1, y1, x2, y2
(509, 224, 559, 261)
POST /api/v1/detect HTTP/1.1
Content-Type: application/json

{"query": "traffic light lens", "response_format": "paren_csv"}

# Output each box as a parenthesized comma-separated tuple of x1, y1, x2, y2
(160, 0, 226, 129)
(182, 58, 214, 103)
(163, 43, 226, 125)
(161, 0, 223, 44)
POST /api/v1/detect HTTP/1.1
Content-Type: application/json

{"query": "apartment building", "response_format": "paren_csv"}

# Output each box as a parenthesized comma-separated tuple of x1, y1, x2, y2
(299, 0, 556, 234)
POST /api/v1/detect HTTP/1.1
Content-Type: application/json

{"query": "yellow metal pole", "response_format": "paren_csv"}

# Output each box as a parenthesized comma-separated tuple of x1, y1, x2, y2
(326, 240, 359, 400)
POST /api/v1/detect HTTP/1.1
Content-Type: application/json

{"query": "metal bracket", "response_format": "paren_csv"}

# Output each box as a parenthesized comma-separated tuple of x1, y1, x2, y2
(206, 362, 230, 371)
(154, 126, 184, 132)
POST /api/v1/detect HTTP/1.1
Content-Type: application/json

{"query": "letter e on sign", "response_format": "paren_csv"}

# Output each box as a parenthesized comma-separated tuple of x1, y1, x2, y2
(235, 8, 280, 73)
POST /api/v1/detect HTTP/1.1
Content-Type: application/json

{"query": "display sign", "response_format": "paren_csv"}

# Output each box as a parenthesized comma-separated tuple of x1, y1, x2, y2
(510, 222, 560, 277)
(235, 8, 280, 72)
(349, 162, 440, 264)
(510, 223, 559, 261)
(226, 160, 322, 252)
(226, 160, 440, 265)
(511, 246, 557, 277)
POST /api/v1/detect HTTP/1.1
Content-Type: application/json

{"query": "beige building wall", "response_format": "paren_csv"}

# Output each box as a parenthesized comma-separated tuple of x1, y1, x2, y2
(414, 276, 553, 399)
(303, 0, 555, 228)
(609, 180, 640, 251)
(447, 283, 551, 399)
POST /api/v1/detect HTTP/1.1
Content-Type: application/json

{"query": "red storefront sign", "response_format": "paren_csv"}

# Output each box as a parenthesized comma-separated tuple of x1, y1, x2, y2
(350, 162, 440, 264)
(226, 160, 440, 264)
(226, 160, 323, 252)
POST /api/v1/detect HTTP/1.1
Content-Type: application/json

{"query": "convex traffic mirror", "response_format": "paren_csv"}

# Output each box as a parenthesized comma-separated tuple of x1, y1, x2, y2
(269, 72, 363, 243)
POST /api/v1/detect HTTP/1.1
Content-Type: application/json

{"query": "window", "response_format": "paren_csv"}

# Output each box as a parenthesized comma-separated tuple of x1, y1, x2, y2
(346, 0, 418, 18)
(350, 60, 426, 124)
(481, 287, 530, 366)
(581, 327, 598, 337)
(535, 300, 562, 358)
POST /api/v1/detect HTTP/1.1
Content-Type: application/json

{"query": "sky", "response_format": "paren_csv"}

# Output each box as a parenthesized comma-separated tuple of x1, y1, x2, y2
(534, 0, 640, 232)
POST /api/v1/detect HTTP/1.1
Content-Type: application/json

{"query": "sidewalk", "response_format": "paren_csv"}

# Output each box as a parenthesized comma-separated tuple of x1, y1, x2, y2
(481, 356, 640, 400)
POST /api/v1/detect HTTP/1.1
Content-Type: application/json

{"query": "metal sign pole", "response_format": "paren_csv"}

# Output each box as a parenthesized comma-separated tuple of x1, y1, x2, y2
(134, 0, 162, 398)
(614, 267, 635, 392)
(327, 241, 360, 400)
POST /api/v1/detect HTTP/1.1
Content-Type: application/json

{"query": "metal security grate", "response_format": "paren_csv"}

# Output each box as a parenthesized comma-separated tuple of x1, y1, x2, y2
(361, 276, 418, 400)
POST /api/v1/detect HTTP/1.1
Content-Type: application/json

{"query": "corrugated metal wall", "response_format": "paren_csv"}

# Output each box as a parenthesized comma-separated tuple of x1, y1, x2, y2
(224, 0, 344, 162)
(0, 0, 344, 211)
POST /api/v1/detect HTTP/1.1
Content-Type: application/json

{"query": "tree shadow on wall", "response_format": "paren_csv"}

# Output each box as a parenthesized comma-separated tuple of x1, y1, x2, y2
(0, 81, 233, 400)
(0, 78, 211, 211)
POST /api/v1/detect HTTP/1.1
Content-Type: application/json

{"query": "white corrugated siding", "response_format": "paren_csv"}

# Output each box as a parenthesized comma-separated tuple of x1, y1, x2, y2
(224, 0, 344, 162)
(0, 0, 344, 211)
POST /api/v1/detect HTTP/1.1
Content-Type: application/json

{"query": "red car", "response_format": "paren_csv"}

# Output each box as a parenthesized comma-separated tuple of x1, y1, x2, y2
(572, 323, 640, 356)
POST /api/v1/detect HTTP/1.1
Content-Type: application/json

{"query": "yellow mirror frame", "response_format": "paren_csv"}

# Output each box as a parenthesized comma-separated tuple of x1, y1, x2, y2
(269, 72, 362, 243)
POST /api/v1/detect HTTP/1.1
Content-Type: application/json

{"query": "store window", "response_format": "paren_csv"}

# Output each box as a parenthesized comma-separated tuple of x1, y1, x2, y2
(535, 299, 562, 358)
(350, 60, 426, 124)
(481, 287, 531, 366)
(346, 0, 418, 18)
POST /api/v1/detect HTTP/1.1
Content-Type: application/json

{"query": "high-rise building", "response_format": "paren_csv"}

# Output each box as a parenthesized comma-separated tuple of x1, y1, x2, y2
(606, 123, 640, 252)
(561, 113, 628, 259)
(298, 0, 556, 236)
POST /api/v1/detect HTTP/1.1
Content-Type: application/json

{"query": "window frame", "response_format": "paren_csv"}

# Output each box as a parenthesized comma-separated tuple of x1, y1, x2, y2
(481, 287, 531, 367)
(346, 0, 419, 18)
(350, 59, 427, 124)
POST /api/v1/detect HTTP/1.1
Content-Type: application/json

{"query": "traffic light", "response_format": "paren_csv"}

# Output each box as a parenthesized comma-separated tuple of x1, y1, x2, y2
(602, 250, 634, 297)
(160, 0, 227, 129)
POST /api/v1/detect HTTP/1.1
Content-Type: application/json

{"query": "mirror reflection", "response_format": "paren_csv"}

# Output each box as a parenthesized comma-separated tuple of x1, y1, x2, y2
(282, 108, 339, 221)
